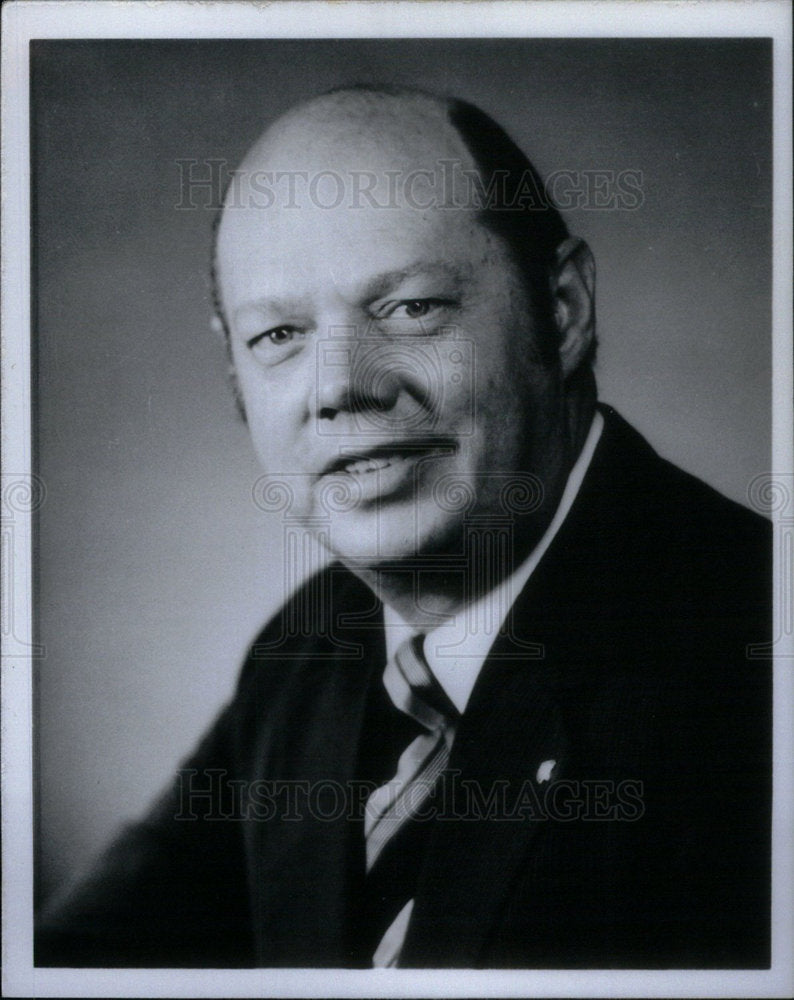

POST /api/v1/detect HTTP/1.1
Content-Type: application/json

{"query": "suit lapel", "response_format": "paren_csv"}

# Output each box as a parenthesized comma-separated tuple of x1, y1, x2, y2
(401, 618, 572, 967)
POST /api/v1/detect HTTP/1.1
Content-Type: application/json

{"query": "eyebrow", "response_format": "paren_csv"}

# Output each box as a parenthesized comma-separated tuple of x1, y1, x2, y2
(360, 261, 472, 301)
(234, 260, 472, 323)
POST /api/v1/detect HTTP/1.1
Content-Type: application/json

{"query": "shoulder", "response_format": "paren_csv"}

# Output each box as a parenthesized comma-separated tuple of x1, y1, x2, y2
(595, 404, 768, 530)
(570, 410, 771, 814)
(226, 564, 381, 735)
(245, 562, 378, 658)
(589, 404, 770, 598)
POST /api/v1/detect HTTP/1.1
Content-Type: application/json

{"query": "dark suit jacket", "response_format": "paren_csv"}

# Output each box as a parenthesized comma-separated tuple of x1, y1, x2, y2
(37, 406, 772, 968)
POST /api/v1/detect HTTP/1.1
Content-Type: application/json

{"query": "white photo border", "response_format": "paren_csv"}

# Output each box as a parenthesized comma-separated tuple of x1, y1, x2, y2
(2, 2, 792, 997)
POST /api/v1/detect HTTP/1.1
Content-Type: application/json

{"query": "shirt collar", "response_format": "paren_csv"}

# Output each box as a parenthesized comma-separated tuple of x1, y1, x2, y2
(383, 409, 604, 713)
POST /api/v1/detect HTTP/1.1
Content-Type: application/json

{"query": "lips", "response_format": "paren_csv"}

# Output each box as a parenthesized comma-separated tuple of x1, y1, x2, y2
(320, 439, 456, 478)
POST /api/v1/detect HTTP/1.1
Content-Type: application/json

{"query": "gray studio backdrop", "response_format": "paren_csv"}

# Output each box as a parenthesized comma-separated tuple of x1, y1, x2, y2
(33, 39, 771, 905)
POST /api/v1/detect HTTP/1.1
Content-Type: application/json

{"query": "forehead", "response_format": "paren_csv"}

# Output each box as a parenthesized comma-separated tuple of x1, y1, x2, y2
(216, 98, 496, 305)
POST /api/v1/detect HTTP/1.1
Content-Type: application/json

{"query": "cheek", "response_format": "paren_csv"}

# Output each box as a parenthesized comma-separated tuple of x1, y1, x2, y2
(234, 353, 303, 446)
(241, 388, 292, 468)
(467, 328, 522, 417)
(467, 336, 552, 463)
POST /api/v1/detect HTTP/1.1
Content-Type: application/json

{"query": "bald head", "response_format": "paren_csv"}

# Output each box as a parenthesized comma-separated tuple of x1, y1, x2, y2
(238, 85, 471, 180)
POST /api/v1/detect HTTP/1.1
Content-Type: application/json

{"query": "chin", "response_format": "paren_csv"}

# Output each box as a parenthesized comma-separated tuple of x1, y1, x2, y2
(321, 504, 465, 570)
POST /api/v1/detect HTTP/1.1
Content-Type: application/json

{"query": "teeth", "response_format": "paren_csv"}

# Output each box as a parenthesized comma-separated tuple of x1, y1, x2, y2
(342, 455, 399, 475)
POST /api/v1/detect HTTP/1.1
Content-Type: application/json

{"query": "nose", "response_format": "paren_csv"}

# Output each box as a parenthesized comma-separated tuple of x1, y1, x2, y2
(314, 332, 400, 422)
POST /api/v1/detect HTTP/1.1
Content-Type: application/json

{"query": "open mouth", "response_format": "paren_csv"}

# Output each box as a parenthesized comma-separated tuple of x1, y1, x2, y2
(322, 439, 456, 477)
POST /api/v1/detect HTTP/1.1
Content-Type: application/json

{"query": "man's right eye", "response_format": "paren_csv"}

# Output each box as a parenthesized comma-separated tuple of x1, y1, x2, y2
(244, 326, 306, 367)
(247, 326, 297, 348)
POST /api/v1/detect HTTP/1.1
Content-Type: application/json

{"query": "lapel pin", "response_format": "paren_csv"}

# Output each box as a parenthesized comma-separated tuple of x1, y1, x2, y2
(536, 759, 557, 783)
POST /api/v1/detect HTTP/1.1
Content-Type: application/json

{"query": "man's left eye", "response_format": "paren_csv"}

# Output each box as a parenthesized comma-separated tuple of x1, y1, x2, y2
(390, 299, 448, 319)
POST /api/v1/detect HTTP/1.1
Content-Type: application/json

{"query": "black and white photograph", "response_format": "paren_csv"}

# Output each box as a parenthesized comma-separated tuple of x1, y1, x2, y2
(2, 1, 792, 996)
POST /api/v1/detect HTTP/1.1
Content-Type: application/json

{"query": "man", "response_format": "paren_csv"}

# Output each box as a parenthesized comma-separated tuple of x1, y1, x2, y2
(37, 85, 771, 969)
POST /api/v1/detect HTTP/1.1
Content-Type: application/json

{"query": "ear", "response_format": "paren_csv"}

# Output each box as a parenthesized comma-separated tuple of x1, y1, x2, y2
(211, 313, 247, 422)
(550, 237, 596, 378)
(210, 313, 227, 340)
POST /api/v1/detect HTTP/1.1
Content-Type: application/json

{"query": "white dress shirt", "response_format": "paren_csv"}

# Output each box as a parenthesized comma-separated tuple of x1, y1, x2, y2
(373, 410, 604, 966)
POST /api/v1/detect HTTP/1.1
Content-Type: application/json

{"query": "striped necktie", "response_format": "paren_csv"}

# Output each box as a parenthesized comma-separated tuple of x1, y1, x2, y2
(363, 633, 459, 963)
